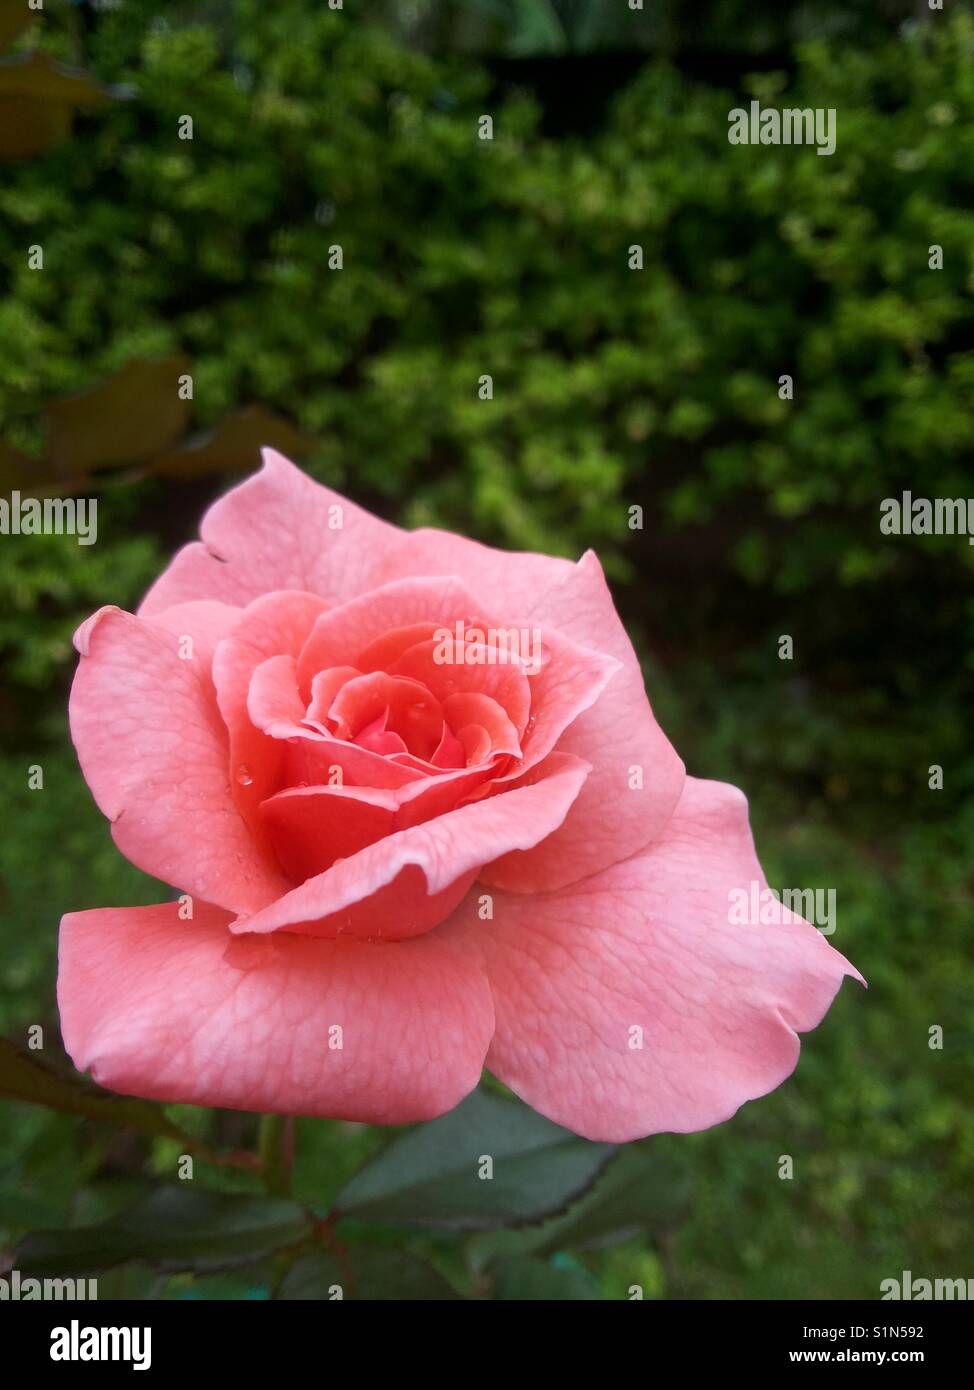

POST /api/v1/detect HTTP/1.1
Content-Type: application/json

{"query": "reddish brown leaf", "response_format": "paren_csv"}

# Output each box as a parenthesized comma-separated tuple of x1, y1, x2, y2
(0, 0, 34, 53)
(0, 51, 122, 161)
(46, 355, 193, 474)
(151, 404, 315, 480)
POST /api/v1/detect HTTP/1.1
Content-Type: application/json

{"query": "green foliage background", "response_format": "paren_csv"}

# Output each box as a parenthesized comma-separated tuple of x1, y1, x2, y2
(0, 0, 971, 1298)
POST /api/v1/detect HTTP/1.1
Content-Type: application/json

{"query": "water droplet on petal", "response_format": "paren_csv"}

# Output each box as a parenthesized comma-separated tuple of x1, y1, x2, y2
(235, 764, 254, 786)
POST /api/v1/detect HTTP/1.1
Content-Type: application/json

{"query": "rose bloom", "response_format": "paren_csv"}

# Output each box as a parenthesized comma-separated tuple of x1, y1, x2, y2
(59, 450, 862, 1142)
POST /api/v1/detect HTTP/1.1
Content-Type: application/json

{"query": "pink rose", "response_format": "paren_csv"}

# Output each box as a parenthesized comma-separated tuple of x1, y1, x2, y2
(59, 450, 861, 1141)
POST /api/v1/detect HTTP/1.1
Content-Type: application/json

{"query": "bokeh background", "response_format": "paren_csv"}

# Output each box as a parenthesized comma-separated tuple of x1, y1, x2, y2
(1, 0, 972, 1299)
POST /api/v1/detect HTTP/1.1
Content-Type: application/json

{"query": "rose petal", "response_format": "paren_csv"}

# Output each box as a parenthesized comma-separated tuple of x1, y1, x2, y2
(375, 531, 685, 888)
(388, 638, 532, 739)
(457, 724, 492, 765)
(260, 784, 399, 881)
(480, 551, 685, 891)
(442, 693, 521, 759)
(295, 575, 491, 699)
(438, 776, 864, 1142)
(139, 448, 404, 615)
(143, 600, 243, 673)
(244, 660, 429, 794)
(210, 590, 329, 849)
(328, 672, 444, 762)
(306, 666, 363, 728)
(232, 752, 590, 940)
(59, 901, 493, 1123)
(384, 526, 577, 619)
(283, 735, 423, 792)
(484, 623, 620, 780)
(430, 720, 467, 770)
(247, 653, 308, 737)
(260, 746, 502, 882)
(354, 622, 448, 676)
(69, 607, 287, 913)
(352, 715, 409, 757)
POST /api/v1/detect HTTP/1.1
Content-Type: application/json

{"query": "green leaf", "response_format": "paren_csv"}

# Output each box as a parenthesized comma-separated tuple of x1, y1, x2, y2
(471, 1144, 693, 1267)
(90, 1265, 169, 1300)
(490, 1254, 600, 1300)
(333, 1088, 614, 1230)
(167, 1268, 271, 1300)
(508, 0, 568, 57)
(276, 1249, 461, 1301)
(16, 1188, 312, 1277)
(0, 1038, 191, 1144)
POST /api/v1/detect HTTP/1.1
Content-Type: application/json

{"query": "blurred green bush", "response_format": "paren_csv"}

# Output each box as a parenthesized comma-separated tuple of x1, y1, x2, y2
(2, 4, 972, 806)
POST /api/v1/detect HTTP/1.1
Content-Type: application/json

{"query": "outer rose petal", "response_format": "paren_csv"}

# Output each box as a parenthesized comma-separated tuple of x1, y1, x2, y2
(233, 752, 590, 939)
(70, 607, 287, 913)
(143, 600, 243, 673)
(384, 526, 578, 619)
(437, 777, 864, 1142)
(58, 902, 493, 1123)
(138, 448, 405, 616)
(387, 537, 685, 891)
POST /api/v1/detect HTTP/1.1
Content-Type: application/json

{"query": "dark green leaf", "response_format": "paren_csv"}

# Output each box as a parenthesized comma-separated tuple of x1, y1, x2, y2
(16, 1188, 312, 1277)
(276, 1249, 460, 1301)
(471, 1144, 693, 1266)
(167, 1269, 271, 1300)
(90, 1265, 169, 1300)
(490, 1254, 601, 1300)
(0, 1038, 191, 1144)
(333, 1088, 614, 1230)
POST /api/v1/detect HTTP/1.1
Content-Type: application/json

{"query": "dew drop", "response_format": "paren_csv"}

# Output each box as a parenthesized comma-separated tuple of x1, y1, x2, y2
(235, 764, 254, 787)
